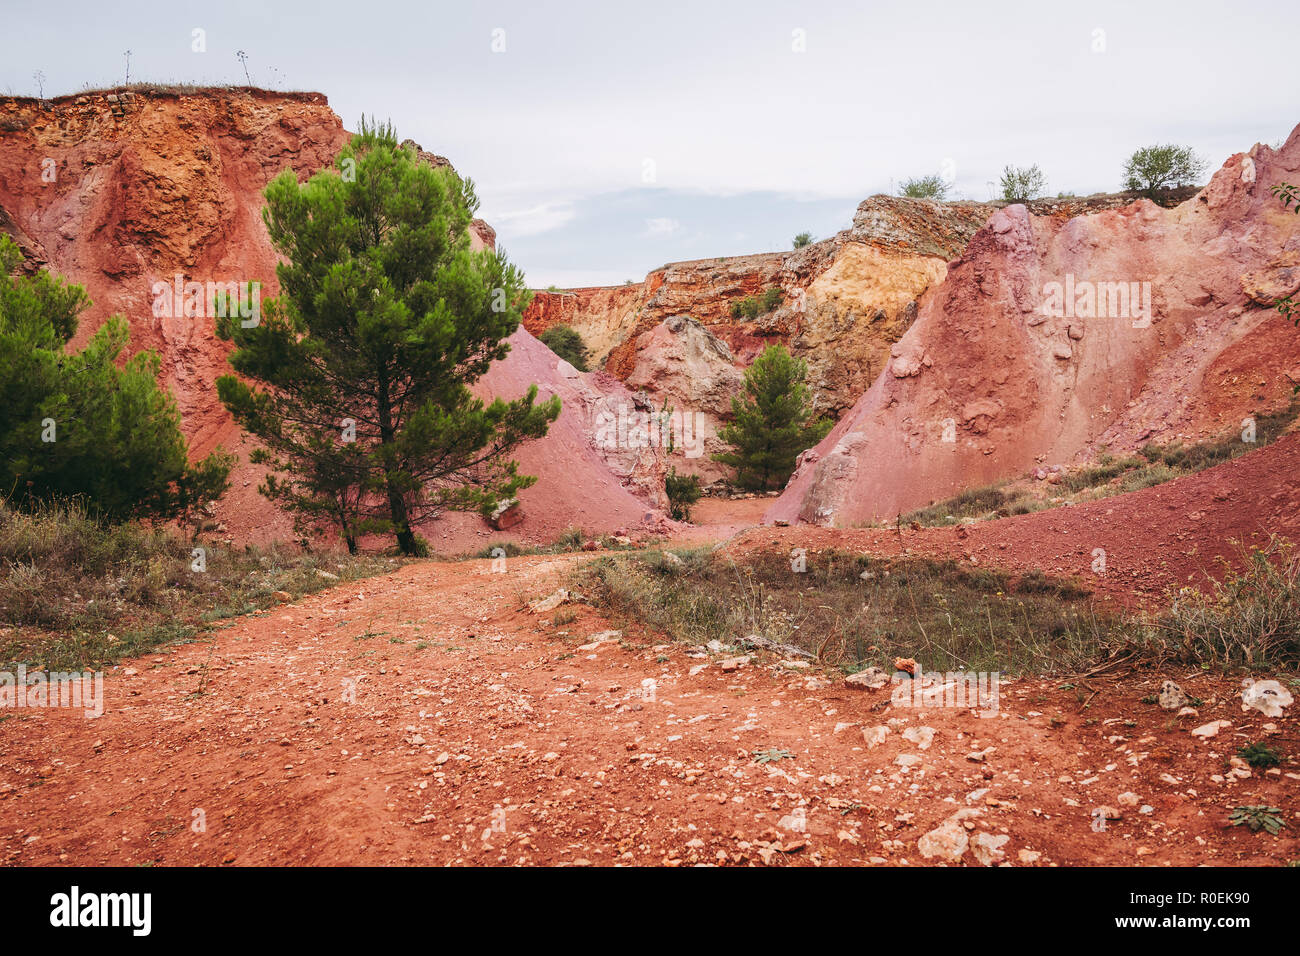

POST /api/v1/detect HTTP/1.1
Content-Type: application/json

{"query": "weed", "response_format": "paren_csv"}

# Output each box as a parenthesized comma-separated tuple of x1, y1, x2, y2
(1236, 742, 1282, 769)
(1228, 806, 1286, 835)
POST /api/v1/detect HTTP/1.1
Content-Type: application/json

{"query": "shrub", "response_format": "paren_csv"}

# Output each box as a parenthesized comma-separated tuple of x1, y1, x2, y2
(898, 482, 1024, 526)
(664, 467, 702, 521)
(729, 287, 784, 320)
(538, 324, 590, 371)
(575, 547, 1113, 674)
(999, 163, 1047, 201)
(0, 236, 231, 521)
(1128, 537, 1300, 669)
(556, 527, 585, 551)
(1237, 742, 1281, 769)
(792, 232, 813, 249)
(0, 500, 398, 670)
(900, 174, 948, 199)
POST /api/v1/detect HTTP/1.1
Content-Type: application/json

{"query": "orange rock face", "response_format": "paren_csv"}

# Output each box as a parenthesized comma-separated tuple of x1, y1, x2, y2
(1, 88, 349, 541)
(0, 88, 667, 549)
(523, 196, 995, 420)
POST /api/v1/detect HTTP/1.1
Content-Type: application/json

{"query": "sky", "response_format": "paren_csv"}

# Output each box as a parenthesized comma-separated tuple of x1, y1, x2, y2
(5, 0, 1299, 287)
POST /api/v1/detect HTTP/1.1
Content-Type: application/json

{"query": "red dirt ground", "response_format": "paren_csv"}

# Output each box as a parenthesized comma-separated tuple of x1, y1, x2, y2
(4, 465, 1299, 865)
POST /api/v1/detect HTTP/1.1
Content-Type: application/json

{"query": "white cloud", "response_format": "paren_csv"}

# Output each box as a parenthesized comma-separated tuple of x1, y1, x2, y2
(643, 217, 681, 237)
(490, 200, 576, 238)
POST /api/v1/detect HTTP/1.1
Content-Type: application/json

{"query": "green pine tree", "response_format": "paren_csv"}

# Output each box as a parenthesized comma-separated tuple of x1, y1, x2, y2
(0, 236, 231, 520)
(216, 119, 560, 556)
(713, 344, 831, 491)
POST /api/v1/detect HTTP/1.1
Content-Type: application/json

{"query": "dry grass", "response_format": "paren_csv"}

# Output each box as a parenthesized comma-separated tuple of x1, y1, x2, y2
(1125, 537, 1300, 670)
(0, 501, 402, 671)
(578, 539, 1300, 676)
(576, 547, 1115, 676)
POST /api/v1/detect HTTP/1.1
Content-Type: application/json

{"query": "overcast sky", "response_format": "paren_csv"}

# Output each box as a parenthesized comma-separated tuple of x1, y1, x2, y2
(6, 0, 1299, 286)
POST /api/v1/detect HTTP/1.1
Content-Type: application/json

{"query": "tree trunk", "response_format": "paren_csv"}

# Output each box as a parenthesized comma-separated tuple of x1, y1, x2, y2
(375, 369, 418, 555)
(388, 486, 417, 554)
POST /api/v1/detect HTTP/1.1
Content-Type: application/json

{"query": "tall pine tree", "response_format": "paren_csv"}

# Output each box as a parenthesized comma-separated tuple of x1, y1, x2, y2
(217, 120, 559, 555)
(713, 344, 831, 491)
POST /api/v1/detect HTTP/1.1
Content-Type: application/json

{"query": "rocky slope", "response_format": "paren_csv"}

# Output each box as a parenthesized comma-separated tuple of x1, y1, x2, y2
(525, 197, 994, 421)
(0, 88, 667, 548)
(768, 127, 1300, 527)
(0, 89, 347, 461)
(523, 191, 1204, 432)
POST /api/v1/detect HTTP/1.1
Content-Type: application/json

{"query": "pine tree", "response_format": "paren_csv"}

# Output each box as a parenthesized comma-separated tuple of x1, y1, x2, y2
(0, 236, 231, 520)
(713, 344, 831, 491)
(217, 120, 560, 555)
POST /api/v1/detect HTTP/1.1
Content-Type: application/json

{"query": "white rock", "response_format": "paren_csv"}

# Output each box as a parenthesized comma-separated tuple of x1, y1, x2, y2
(863, 726, 889, 749)
(529, 588, 569, 613)
(578, 630, 620, 651)
(972, 832, 1010, 866)
(1191, 719, 1231, 739)
(1157, 679, 1188, 711)
(902, 726, 936, 750)
(845, 667, 888, 690)
(1241, 679, 1293, 718)
(918, 808, 981, 862)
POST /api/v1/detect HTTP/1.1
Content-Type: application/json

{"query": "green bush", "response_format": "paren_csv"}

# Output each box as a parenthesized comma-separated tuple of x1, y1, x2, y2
(999, 163, 1047, 201)
(714, 344, 831, 491)
(664, 467, 702, 521)
(900, 174, 948, 199)
(538, 324, 590, 371)
(1127, 538, 1300, 669)
(729, 287, 785, 320)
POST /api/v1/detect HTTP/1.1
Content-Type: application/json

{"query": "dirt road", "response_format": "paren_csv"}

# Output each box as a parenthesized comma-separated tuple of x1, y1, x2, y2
(2, 550, 1295, 866)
